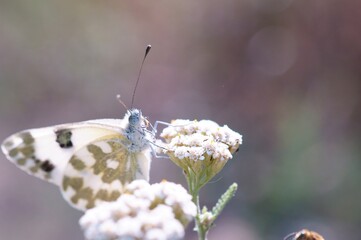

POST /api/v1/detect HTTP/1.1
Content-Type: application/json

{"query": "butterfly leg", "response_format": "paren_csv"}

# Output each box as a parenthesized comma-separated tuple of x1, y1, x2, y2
(152, 120, 173, 134)
(150, 120, 194, 159)
(149, 143, 169, 159)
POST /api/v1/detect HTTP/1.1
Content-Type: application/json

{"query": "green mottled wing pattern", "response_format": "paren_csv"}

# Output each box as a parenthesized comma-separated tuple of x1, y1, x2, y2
(2, 131, 55, 181)
(1, 121, 125, 185)
(1, 113, 152, 211)
(61, 135, 150, 210)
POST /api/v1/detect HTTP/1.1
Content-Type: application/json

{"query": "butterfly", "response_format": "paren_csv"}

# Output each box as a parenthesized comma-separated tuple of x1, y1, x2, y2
(1, 45, 155, 211)
(1, 109, 155, 211)
(284, 229, 325, 240)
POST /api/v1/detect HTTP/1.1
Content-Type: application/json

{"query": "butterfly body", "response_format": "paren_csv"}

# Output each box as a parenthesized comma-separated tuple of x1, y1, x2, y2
(1, 109, 153, 210)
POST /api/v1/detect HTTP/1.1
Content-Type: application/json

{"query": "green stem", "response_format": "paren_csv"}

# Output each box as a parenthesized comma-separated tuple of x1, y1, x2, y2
(186, 171, 208, 240)
(194, 193, 207, 240)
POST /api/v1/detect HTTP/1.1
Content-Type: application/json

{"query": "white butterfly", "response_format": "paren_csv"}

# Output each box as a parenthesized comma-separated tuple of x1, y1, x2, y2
(1, 109, 154, 211)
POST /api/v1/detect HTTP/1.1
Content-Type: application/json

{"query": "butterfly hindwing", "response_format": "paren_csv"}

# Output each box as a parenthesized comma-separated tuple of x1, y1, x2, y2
(61, 135, 151, 210)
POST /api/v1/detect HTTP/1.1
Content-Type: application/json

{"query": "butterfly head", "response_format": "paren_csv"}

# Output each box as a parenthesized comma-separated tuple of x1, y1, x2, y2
(128, 108, 143, 126)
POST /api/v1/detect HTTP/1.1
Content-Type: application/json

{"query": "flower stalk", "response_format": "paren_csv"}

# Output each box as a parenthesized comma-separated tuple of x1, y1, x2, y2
(186, 169, 207, 240)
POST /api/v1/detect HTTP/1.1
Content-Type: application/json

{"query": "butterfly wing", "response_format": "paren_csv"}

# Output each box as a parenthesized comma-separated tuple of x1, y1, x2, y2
(1, 119, 128, 185)
(61, 135, 151, 210)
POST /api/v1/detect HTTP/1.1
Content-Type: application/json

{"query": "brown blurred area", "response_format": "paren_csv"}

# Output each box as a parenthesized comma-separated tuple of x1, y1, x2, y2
(0, 0, 360, 239)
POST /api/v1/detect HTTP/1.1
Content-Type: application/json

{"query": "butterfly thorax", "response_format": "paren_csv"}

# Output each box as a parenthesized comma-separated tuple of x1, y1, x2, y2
(124, 108, 152, 153)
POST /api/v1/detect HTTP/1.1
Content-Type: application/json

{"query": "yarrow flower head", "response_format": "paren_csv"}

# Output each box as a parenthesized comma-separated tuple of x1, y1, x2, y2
(79, 180, 196, 240)
(160, 119, 242, 190)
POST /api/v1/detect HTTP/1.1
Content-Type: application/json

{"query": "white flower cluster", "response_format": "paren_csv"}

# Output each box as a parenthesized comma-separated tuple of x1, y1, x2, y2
(161, 119, 242, 162)
(159, 119, 242, 186)
(80, 180, 196, 240)
(160, 119, 242, 174)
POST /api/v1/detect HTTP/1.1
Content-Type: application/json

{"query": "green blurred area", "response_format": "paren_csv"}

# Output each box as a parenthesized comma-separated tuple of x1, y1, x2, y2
(0, 0, 360, 239)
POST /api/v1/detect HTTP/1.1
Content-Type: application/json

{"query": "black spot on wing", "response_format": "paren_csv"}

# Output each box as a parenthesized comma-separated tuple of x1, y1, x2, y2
(30, 156, 55, 173)
(40, 160, 55, 172)
(55, 129, 73, 148)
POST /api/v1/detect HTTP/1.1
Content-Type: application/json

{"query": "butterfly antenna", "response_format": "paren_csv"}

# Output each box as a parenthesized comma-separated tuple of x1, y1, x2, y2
(131, 44, 152, 109)
(116, 94, 128, 111)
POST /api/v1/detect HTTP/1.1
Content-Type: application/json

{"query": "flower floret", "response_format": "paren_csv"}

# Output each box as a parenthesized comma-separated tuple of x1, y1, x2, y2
(80, 180, 196, 240)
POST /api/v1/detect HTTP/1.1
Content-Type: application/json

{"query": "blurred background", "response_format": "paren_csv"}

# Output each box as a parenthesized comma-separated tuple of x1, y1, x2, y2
(0, 0, 360, 239)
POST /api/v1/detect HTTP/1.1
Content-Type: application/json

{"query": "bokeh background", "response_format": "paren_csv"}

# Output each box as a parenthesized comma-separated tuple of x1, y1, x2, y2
(0, 0, 360, 239)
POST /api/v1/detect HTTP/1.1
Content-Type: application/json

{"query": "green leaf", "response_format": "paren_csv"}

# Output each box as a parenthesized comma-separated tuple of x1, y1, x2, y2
(211, 183, 238, 219)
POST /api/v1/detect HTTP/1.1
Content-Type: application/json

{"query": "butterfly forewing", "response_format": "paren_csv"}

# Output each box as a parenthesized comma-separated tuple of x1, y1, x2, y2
(1, 121, 125, 185)
(61, 134, 151, 210)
